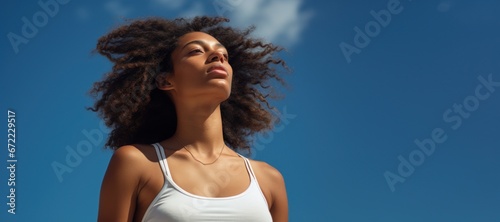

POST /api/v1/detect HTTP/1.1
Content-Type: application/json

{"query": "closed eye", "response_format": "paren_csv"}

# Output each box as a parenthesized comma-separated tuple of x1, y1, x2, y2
(189, 49, 203, 54)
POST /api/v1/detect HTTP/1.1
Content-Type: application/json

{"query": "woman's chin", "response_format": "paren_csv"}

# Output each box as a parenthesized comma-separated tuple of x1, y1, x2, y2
(207, 82, 231, 95)
(208, 78, 231, 87)
(212, 90, 232, 103)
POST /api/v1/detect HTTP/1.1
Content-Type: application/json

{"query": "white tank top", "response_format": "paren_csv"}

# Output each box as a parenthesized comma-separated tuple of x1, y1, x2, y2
(141, 143, 273, 222)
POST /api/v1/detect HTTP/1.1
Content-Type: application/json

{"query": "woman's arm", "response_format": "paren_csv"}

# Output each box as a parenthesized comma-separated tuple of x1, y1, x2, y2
(253, 161, 289, 222)
(267, 165, 289, 222)
(97, 145, 144, 222)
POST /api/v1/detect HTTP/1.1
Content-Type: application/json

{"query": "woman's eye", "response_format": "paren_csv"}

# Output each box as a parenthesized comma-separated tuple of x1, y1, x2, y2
(189, 49, 203, 54)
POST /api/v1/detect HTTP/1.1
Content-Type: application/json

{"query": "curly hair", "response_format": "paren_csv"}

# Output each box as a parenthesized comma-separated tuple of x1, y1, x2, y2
(88, 16, 287, 151)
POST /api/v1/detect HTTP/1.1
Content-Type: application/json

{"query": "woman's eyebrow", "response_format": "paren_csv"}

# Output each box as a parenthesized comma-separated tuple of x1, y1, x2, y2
(182, 40, 225, 50)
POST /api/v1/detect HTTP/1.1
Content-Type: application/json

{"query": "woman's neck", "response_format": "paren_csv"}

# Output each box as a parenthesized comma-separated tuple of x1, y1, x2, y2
(170, 102, 225, 155)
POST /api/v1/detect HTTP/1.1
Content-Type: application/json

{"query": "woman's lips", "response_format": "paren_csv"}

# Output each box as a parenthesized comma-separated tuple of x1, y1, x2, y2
(207, 66, 228, 78)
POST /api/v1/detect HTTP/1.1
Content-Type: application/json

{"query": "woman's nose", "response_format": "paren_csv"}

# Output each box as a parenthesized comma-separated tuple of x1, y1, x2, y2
(208, 51, 225, 63)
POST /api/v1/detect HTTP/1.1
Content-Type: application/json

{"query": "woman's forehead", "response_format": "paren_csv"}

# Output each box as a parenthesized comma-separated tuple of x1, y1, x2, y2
(177, 31, 221, 46)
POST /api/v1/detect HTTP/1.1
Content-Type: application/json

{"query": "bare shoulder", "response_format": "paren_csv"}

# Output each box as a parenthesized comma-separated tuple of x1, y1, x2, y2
(248, 159, 288, 221)
(105, 144, 158, 180)
(248, 159, 285, 183)
(98, 144, 157, 222)
(112, 145, 144, 159)
(111, 144, 157, 164)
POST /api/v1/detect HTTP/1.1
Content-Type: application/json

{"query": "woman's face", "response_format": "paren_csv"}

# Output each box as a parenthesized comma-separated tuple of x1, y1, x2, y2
(165, 31, 233, 105)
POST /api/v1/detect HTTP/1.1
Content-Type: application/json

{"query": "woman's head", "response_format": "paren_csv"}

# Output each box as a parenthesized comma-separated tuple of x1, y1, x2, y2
(89, 16, 287, 151)
(161, 31, 233, 107)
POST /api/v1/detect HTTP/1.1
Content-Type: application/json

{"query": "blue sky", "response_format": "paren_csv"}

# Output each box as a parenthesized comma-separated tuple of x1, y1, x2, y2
(1, 0, 499, 221)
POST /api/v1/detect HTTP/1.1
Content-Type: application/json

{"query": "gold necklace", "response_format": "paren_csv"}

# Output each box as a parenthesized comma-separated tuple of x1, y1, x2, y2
(183, 144, 225, 165)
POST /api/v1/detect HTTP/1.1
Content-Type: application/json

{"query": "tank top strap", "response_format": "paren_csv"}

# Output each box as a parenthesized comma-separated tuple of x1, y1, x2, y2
(238, 154, 270, 209)
(153, 144, 256, 182)
(239, 154, 257, 180)
(152, 143, 171, 179)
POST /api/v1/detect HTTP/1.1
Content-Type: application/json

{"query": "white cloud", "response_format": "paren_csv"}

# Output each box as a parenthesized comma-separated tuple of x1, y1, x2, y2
(226, 0, 314, 47)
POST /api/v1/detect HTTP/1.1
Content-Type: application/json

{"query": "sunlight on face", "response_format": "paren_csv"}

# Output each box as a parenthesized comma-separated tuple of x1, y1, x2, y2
(167, 32, 233, 105)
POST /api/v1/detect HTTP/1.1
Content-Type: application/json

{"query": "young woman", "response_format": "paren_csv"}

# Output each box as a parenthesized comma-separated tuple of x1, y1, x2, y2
(90, 16, 288, 222)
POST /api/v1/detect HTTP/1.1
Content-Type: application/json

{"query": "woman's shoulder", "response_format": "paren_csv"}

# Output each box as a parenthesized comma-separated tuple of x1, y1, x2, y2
(108, 144, 159, 168)
(247, 158, 287, 210)
(103, 144, 160, 187)
(247, 159, 285, 185)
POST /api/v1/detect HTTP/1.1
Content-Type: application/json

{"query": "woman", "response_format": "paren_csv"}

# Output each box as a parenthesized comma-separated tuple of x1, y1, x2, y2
(90, 16, 288, 222)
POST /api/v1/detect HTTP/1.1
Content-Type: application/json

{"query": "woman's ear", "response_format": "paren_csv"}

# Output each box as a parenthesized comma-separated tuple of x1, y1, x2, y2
(156, 73, 175, 91)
